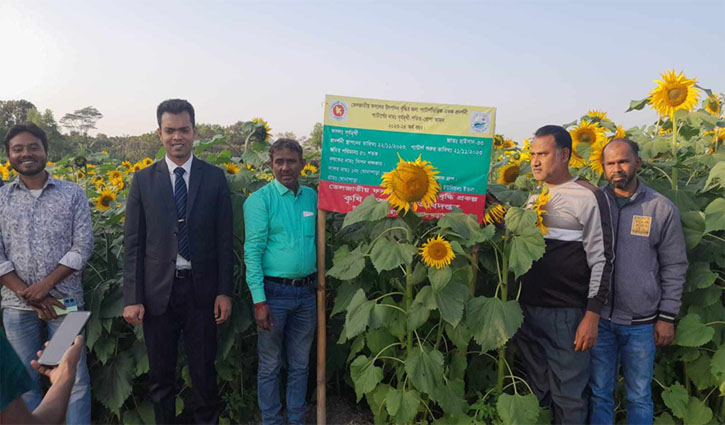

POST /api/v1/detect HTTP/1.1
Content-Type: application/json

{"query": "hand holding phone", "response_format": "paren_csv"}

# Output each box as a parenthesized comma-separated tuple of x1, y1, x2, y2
(38, 311, 90, 366)
(32, 335, 84, 384)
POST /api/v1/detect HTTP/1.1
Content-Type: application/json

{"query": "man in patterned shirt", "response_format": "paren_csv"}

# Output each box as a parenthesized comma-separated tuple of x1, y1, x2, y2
(0, 123, 94, 424)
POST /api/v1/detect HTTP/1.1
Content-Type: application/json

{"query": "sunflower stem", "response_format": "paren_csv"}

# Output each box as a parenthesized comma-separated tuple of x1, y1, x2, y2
(671, 114, 679, 191)
(497, 234, 510, 393)
(405, 263, 414, 354)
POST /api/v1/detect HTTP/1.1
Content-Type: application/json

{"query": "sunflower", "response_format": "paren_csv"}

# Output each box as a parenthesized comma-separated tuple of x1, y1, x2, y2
(76, 170, 86, 179)
(503, 138, 515, 149)
(132, 162, 143, 172)
(142, 158, 154, 167)
(47, 161, 55, 166)
(108, 170, 123, 181)
(586, 110, 610, 122)
(95, 190, 116, 211)
(121, 160, 133, 169)
(497, 163, 520, 185)
(245, 163, 254, 171)
(252, 118, 272, 142)
(704, 95, 722, 116)
(570, 120, 606, 147)
(569, 151, 587, 169)
(588, 140, 607, 176)
(613, 125, 626, 139)
(493, 135, 505, 149)
(531, 187, 550, 235)
(0, 165, 9, 180)
(483, 204, 507, 226)
(708, 128, 725, 153)
(381, 154, 440, 214)
(649, 69, 701, 118)
(419, 235, 455, 269)
(520, 139, 532, 162)
(223, 163, 240, 174)
(111, 179, 125, 192)
(301, 164, 319, 176)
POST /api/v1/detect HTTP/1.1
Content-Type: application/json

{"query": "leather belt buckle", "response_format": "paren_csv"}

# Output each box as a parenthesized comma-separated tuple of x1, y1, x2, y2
(174, 269, 192, 279)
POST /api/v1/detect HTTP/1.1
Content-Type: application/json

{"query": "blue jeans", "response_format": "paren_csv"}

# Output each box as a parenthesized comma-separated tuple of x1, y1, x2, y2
(257, 280, 317, 425)
(2, 308, 91, 425)
(590, 320, 655, 425)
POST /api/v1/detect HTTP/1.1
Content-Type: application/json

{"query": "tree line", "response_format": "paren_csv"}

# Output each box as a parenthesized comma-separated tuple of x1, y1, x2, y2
(0, 100, 323, 162)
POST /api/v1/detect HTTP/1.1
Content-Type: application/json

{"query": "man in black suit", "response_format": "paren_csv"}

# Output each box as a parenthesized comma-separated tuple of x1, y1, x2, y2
(122, 99, 233, 424)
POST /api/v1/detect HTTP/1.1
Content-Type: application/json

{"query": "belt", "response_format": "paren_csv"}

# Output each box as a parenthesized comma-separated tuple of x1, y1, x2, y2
(265, 273, 316, 287)
(174, 269, 192, 279)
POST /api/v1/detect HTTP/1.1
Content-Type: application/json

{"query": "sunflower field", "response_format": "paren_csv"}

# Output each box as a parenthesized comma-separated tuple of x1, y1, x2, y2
(1, 70, 723, 424)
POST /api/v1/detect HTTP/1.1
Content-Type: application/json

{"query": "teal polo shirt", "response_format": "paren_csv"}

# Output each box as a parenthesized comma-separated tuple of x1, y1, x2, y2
(243, 179, 317, 303)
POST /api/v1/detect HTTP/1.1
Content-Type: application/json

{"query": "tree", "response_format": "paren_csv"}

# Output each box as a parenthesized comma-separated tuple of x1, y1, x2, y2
(0, 99, 37, 142)
(308, 122, 323, 151)
(60, 106, 103, 136)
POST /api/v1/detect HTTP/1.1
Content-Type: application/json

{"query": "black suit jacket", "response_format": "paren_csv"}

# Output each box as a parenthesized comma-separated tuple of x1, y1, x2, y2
(123, 158, 233, 315)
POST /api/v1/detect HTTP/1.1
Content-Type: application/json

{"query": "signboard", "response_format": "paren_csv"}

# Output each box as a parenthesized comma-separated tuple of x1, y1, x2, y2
(319, 95, 495, 222)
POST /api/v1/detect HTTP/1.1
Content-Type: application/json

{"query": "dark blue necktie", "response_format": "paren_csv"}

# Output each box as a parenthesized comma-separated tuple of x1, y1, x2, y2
(174, 167, 190, 261)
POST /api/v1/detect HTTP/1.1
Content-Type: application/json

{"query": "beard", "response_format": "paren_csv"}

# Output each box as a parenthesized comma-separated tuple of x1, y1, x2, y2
(609, 171, 635, 190)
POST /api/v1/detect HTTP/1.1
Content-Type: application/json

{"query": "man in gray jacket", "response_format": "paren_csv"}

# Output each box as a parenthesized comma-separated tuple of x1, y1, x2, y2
(589, 138, 688, 424)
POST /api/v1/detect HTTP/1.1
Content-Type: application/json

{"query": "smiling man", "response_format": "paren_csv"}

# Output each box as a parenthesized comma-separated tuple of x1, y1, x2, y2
(123, 99, 233, 424)
(243, 138, 317, 425)
(515, 124, 614, 424)
(589, 138, 687, 424)
(0, 123, 93, 424)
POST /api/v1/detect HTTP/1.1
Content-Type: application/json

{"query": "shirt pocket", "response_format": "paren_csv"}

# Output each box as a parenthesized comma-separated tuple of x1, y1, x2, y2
(302, 211, 316, 238)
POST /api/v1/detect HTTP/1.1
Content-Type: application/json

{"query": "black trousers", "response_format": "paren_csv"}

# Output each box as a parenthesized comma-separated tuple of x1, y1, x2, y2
(515, 304, 590, 425)
(143, 275, 219, 424)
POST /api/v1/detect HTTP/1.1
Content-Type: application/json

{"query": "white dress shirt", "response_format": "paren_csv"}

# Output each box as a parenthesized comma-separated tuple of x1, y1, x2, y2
(164, 155, 193, 270)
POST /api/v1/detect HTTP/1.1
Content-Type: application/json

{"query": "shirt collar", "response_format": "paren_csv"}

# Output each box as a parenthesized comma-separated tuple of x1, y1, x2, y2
(165, 155, 193, 176)
(8, 171, 56, 192)
(272, 179, 300, 197)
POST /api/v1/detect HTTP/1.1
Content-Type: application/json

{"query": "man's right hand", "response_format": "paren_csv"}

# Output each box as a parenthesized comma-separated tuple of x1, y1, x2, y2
(30, 297, 65, 321)
(123, 304, 145, 326)
(255, 302, 273, 331)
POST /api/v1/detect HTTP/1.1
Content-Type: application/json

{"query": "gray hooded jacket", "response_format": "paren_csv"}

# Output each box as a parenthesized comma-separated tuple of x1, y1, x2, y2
(599, 180, 688, 325)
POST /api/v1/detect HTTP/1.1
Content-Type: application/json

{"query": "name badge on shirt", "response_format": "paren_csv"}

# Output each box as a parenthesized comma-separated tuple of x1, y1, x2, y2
(303, 211, 314, 217)
(631, 215, 652, 237)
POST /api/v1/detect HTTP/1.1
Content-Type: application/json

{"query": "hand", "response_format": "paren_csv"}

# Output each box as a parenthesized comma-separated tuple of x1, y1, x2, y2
(30, 297, 65, 321)
(31, 335, 83, 385)
(654, 320, 675, 347)
(214, 295, 232, 324)
(255, 302, 273, 331)
(19, 281, 52, 304)
(123, 304, 145, 326)
(574, 311, 600, 352)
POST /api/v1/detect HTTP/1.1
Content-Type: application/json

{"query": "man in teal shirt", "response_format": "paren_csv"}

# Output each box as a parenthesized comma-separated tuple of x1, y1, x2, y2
(244, 138, 317, 425)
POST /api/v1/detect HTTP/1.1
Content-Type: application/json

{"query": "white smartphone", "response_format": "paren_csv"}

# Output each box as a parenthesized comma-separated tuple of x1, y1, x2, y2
(38, 311, 90, 366)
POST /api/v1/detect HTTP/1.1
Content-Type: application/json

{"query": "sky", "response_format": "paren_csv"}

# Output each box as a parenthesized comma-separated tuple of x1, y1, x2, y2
(1, 0, 723, 142)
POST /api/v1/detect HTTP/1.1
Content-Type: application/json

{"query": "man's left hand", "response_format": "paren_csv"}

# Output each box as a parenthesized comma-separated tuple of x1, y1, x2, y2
(19, 281, 52, 304)
(654, 320, 675, 347)
(574, 311, 600, 352)
(214, 295, 232, 324)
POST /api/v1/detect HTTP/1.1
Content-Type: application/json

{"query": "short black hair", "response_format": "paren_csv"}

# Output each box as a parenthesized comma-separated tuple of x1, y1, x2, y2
(157, 99, 195, 128)
(269, 138, 303, 160)
(3, 123, 48, 154)
(602, 138, 640, 162)
(534, 125, 572, 159)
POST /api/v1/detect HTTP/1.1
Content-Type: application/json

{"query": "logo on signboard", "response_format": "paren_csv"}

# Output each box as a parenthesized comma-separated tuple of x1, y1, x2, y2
(469, 111, 491, 134)
(329, 100, 348, 121)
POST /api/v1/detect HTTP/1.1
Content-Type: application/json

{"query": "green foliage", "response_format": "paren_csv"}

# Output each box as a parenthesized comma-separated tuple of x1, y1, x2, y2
(496, 393, 540, 425)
